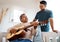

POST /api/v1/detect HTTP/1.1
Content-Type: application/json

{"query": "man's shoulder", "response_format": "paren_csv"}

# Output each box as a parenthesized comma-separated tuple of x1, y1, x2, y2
(36, 11, 41, 14)
(11, 23, 22, 28)
(45, 9, 52, 13)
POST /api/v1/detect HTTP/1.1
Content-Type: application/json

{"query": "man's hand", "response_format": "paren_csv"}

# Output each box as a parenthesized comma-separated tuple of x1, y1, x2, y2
(33, 21, 39, 26)
(52, 30, 58, 33)
(10, 29, 17, 34)
(31, 21, 39, 26)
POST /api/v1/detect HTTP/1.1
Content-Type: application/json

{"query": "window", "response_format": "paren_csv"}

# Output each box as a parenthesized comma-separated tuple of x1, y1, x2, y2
(13, 8, 24, 23)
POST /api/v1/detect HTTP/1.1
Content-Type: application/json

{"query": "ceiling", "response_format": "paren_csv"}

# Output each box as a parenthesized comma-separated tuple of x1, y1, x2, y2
(0, 0, 41, 9)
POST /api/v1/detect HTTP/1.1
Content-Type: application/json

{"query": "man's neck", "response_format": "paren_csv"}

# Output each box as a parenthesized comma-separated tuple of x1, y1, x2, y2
(22, 22, 28, 23)
(41, 9, 45, 11)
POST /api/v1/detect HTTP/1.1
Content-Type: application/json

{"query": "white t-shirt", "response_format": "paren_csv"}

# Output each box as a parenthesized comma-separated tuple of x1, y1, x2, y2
(20, 22, 34, 41)
(8, 22, 34, 41)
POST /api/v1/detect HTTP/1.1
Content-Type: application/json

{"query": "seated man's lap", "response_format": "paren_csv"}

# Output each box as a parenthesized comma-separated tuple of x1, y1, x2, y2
(10, 39, 32, 42)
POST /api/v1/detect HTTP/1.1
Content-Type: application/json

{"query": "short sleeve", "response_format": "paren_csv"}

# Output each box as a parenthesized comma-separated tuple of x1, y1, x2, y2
(49, 11, 53, 18)
(35, 13, 38, 20)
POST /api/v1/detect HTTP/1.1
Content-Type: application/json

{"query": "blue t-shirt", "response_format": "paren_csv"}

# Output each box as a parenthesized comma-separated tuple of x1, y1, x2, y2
(35, 9, 53, 32)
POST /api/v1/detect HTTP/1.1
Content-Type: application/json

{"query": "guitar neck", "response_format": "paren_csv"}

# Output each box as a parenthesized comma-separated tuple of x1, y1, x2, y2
(24, 24, 33, 29)
(17, 23, 33, 32)
(17, 21, 39, 31)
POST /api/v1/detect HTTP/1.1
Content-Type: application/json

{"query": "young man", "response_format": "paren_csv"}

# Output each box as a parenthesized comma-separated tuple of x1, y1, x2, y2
(33, 1, 57, 32)
(6, 14, 38, 42)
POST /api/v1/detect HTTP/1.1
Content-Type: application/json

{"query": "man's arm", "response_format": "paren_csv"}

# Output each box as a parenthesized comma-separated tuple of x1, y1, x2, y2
(33, 19, 37, 21)
(31, 27, 36, 36)
(49, 18, 58, 33)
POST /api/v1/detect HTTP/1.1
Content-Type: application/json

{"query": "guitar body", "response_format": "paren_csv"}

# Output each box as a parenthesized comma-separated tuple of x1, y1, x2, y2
(8, 34, 18, 41)
(7, 29, 26, 41)
(6, 21, 39, 41)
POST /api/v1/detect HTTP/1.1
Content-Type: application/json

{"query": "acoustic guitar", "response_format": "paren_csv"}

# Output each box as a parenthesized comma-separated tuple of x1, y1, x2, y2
(6, 21, 39, 41)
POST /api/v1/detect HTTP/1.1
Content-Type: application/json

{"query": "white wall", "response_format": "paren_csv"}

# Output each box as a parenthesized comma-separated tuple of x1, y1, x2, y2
(0, 0, 40, 32)
(0, 0, 60, 32)
(45, 0, 60, 31)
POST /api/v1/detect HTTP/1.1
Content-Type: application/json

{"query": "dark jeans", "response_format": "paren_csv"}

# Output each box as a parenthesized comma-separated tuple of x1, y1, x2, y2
(10, 39, 32, 42)
(41, 26, 49, 32)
